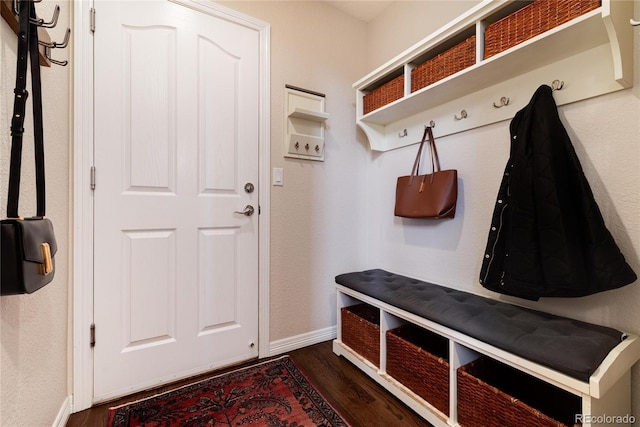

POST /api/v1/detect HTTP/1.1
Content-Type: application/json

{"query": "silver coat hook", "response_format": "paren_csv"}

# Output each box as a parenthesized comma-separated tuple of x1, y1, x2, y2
(39, 27, 70, 49)
(425, 120, 436, 128)
(31, 4, 60, 28)
(551, 80, 564, 91)
(493, 97, 510, 108)
(41, 28, 71, 66)
(398, 129, 408, 138)
(454, 110, 468, 121)
(13, 0, 55, 26)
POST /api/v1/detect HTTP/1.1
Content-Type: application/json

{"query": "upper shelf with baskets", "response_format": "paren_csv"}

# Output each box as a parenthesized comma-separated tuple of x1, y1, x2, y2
(355, 0, 634, 151)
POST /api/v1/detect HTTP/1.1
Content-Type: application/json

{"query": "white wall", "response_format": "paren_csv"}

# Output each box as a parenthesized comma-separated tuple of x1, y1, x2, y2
(365, 0, 640, 422)
(366, 0, 482, 70)
(0, 1, 71, 425)
(218, 1, 370, 344)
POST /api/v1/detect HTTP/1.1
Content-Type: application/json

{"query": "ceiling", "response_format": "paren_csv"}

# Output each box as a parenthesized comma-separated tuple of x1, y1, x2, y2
(324, 1, 394, 23)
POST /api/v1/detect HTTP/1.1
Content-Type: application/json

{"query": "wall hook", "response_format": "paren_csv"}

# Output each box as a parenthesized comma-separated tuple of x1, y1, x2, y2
(454, 110, 468, 121)
(31, 4, 60, 28)
(493, 97, 510, 108)
(12, 0, 42, 16)
(551, 79, 564, 91)
(39, 27, 70, 49)
(40, 28, 70, 66)
(424, 120, 436, 128)
(630, 18, 640, 26)
(398, 129, 408, 138)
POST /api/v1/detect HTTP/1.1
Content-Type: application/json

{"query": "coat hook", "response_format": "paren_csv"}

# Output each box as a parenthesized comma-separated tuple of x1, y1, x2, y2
(41, 28, 71, 66)
(493, 97, 510, 108)
(11, 0, 35, 15)
(39, 27, 70, 49)
(31, 4, 60, 28)
(454, 110, 468, 121)
(551, 80, 564, 91)
(399, 129, 408, 138)
(424, 120, 436, 128)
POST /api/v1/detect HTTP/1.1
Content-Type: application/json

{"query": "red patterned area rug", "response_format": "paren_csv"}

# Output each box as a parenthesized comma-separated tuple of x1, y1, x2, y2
(106, 355, 350, 426)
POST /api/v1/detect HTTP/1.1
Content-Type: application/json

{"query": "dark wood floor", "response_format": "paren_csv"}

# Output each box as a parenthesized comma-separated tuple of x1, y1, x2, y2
(67, 340, 432, 427)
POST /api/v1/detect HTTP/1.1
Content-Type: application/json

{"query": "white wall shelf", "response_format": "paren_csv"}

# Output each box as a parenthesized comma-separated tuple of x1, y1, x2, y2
(289, 107, 329, 122)
(355, 0, 634, 152)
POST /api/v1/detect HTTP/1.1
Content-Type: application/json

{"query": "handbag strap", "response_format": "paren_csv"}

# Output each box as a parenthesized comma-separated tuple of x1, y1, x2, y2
(7, 0, 46, 219)
(409, 126, 441, 185)
(409, 127, 430, 185)
(427, 126, 441, 175)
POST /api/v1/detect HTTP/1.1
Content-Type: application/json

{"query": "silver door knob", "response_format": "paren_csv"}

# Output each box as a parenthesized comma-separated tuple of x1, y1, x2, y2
(234, 205, 254, 216)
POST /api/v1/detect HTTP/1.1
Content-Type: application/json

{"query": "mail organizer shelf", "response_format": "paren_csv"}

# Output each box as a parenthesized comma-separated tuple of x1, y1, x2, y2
(354, 0, 633, 151)
(457, 356, 582, 427)
(387, 325, 450, 416)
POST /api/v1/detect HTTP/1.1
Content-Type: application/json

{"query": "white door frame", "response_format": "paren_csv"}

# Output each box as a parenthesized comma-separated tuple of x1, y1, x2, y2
(72, 0, 271, 412)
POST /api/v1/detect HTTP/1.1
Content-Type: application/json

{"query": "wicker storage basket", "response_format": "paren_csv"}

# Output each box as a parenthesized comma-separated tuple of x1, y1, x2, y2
(484, 0, 601, 59)
(386, 325, 450, 415)
(341, 304, 380, 367)
(411, 35, 476, 93)
(362, 75, 404, 115)
(457, 357, 582, 427)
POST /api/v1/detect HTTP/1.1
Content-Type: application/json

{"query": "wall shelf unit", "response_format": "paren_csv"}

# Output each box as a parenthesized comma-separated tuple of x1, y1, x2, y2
(355, 0, 634, 151)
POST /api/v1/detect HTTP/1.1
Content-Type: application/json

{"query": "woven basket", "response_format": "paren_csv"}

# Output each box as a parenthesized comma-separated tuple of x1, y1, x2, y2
(411, 35, 476, 93)
(484, 0, 601, 59)
(362, 74, 404, 115)
(386, 325, 450, 415)
(341, 304, 380, 367)
(457, 357, 582, 427)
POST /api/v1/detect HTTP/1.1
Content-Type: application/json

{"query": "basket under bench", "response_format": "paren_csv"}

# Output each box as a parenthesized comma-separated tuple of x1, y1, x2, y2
(333, 269, 640, 427)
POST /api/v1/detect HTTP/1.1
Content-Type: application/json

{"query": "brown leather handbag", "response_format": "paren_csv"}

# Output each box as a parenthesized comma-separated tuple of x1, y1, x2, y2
(394, 127, 457, 218)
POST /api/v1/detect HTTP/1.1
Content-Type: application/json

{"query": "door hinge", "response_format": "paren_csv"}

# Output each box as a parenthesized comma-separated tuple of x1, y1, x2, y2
(90, 166, 96, 190)
(90, 8, 96, 33)
(90, 323, 96, 347)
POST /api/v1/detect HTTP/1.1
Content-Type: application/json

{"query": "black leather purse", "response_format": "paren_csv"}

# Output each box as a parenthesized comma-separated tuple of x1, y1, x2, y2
(1, 0, 57, 295)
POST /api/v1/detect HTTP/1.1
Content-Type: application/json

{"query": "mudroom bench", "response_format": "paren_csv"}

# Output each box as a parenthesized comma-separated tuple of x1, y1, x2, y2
(332, 269, 640, 427)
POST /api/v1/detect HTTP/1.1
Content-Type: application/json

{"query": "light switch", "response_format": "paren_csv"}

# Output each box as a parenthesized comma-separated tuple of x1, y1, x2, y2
(273, 168, 283, 186)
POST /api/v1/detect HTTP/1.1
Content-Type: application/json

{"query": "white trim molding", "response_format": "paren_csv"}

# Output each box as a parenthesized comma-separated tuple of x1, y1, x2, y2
(72, 0, 95, 412)
(52, 396, 72, 427)
(72, 0, 271, 412)
(269, 326, 337, 356)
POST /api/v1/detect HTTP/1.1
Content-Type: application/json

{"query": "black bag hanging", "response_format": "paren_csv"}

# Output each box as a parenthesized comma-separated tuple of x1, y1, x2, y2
(1, 0, 57, 295)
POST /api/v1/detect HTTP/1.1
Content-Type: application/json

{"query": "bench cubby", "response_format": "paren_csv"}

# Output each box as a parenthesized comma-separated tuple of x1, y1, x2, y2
(387, 325, 450, 416)
(333, 270, 640, 427)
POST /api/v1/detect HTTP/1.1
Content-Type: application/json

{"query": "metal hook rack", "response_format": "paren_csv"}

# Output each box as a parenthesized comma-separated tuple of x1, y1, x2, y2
(1, 0, 70, 67)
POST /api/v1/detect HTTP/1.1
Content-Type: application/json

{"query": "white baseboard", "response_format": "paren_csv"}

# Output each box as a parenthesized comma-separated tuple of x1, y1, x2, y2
(52, 396, 72, 427)
(269, 326, 336, 356)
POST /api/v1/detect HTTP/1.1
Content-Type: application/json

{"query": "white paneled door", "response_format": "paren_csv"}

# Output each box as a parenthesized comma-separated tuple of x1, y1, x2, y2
(93, 0, 261, 402)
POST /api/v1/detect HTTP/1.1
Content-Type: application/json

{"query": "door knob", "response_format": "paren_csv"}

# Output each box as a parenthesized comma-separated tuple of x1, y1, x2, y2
(234, 205, 254, 216)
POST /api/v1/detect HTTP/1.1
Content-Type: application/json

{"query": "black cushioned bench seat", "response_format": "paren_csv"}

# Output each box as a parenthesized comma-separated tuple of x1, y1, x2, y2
(336, 269, 625, 382)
